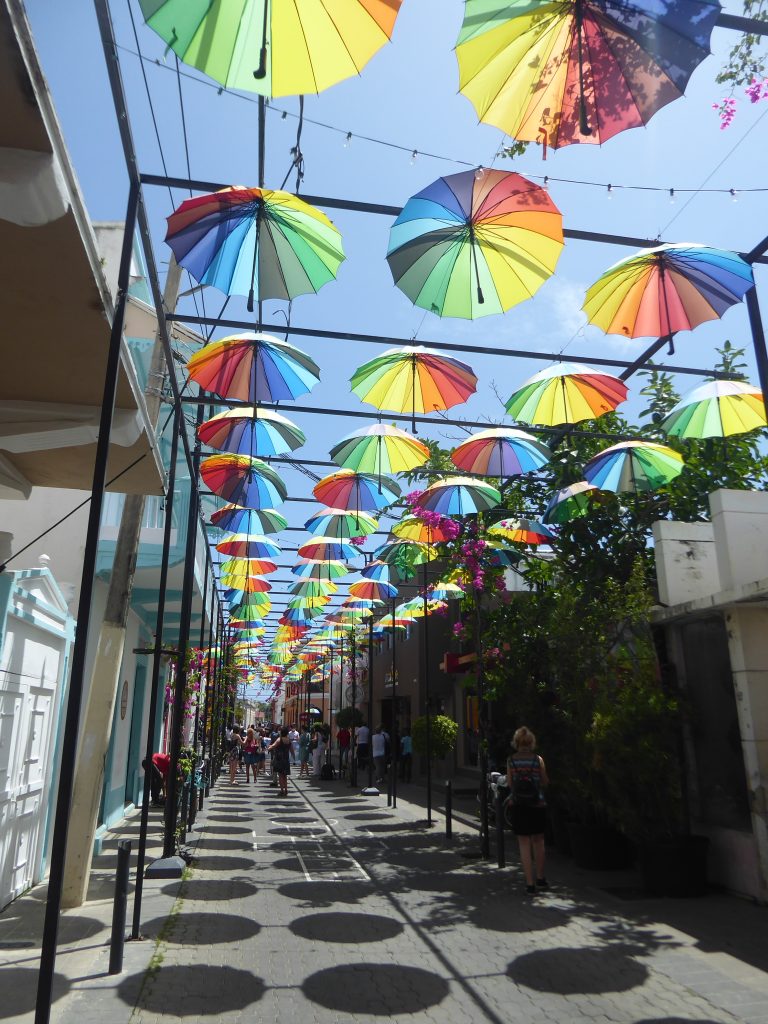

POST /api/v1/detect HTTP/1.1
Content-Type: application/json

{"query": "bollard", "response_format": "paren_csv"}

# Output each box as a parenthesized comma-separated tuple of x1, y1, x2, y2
(445, 780, 452, 841)
(179, 781, 189, 843)
(109, 840, 132, 975)
(387, 772, 393, 807)
(495, 790, 506, 868)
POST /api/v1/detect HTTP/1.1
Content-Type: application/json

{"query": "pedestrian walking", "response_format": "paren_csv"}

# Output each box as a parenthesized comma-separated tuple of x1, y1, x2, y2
(337, 724, 350, 776)
(242, 727, 259, 785)
(298, 727, 311, 778)
(289, 725, 300, 765)
(228, 726, 243, 785)
(372, 725, 387, 783)
(269, 727, 292, 797)
(400, 729, 412, 782)
(356, 722, 370, 772)
(311, 725, 326, 778)
(506, 726, 548, 895)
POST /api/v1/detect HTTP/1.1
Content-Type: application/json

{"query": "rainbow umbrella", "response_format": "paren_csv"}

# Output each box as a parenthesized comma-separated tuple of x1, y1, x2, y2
(210, 505, 287, 534)
(542, 481, 601, 524)
(584, 244, 755, 342)
(187, 333, 320, 403)
(313, 470, 401, 513)
(483, 538, 522, 570)
(429, 581, 465, 601)
(219, 576, 272, 594)
(330, 424, 430, 475)
(456, 0, 720, 149)
(391, 516, 456, 544)
(361, 559, 397, 584)
(451, 427, 552, 477)
(584, 441, 685, 494)
(399, 597, 446, 618)
(662, 380, 767, 438)
(291, 559, 348, 581)
(288, 579, 337, 597)
(215, 533, 282, 559)
(349, 579, 398, 601)
(228, 618, 267, 630)
(201, 454, 286, 507)
(487, 518, 556, 546)
(375, 613, 411, 631)
(505, 362, 628, 426)
(166, 186, 344, 312)
(374, 540, 430, 579)
(220, 558, 278, 577)
(304, 508, 379, 539)
(198, 407, 305, 458)
(140, 0, 402, 98)
(297, 537, 359, 562)
(287, 595, 330, 610)
(351, 347, 477, 429)
(388, 169, 564, 319)
(415, 477, 501, 516)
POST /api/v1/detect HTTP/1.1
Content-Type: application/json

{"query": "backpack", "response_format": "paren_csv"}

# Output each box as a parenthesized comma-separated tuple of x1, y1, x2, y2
(510, 756, 541, 807)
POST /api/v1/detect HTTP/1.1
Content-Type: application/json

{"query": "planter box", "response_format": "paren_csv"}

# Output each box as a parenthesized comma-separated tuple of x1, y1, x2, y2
(567, 822, 632, 870)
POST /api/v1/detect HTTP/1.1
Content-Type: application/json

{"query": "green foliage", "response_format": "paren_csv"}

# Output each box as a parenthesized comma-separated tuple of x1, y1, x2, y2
(411, 714, 459, 759)
(402, 438, 455, 485)
(335, 706, 364, 728)
(716, 0, 768, 89)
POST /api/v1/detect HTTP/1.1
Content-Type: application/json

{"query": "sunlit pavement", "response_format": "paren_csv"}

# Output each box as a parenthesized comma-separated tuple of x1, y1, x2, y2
(3, 771, 768, 1024)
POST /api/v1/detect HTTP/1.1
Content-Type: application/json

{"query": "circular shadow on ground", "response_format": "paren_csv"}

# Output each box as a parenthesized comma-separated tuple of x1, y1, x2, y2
(200, 837, 253, 852)
(119, 965, 264, 1015)
(57, 915, 108, 943)
(202, 824, 251, 835)
(344, 812, 391, 821)
(278, 880, 372, 906)
(466, 901, 566, 934)
(507, 948, 648, 994)
(196, 854, 255, 872)
(303, 964, 448, 1014)
(380, 849, 465, 874)
(635, 1020, 726, 1024)
(0, 968, 69, 1019)
(205, 813, 244, 822)
(142, 912, 260, 944)
(291, 912, 403, 943)
(268, 826, 326, 836)
(360, 822, 419, 833)
(163, 878, 257, 901)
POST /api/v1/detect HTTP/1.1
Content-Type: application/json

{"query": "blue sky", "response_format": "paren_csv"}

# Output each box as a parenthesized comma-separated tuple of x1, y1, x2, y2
(24, 0, 768, 691)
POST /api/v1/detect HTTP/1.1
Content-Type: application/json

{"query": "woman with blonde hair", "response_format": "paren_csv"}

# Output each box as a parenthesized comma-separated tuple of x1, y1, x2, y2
(242, 727, 259, 785)
(506, 726, 549, 895)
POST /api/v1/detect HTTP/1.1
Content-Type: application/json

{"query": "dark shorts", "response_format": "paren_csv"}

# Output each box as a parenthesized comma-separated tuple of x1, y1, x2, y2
(244, 752, 258, 765)
(512, 805, 547, 836)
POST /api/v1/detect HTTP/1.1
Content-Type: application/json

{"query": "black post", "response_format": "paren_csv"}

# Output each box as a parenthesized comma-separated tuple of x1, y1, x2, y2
(495, 789, 506, 868)
(108, 839, 132, 975)
(367, 613, 374, 789)
(387, 770, 393, 807)
(35, 183, 138, 1024)
(422, 561, 433, 826)
(391, 596, 398, 809)
(445, 780, 453, 841)
(349, 631, 358, 787)
(745, 286, 768, 421)
(476, 592, 490, 860)
(200, 587, 216, 804)
(131, 399, 180, 939)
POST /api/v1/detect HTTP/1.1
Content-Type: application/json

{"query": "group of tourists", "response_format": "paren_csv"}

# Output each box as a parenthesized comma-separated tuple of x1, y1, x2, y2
(224, 721, 332, 796)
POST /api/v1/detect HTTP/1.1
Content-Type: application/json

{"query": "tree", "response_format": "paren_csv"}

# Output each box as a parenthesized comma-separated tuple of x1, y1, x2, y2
(412, 714, 458, 760)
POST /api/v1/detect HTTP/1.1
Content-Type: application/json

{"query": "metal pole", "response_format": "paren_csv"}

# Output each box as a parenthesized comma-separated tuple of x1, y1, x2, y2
(422, 561, 433, 826)
(445, 781, 453, 841)
(495, 789, 506, 869)
(200, 583, 216, 803)
(108, 840, 132, 975)
(367, 613, 374, 789)
(349, 631, 357, 788)
(35, 182, 138, 1024)
(391, 595, 398, 809)
(745, 287, 768, 421)
(131, 398, 180, 940)
(476, 592, 490, 860)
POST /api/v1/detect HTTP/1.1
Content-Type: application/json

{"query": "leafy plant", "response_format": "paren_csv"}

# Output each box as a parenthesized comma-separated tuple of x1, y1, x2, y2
(335, 706, 364, 728)
(412, 714, 459, 759)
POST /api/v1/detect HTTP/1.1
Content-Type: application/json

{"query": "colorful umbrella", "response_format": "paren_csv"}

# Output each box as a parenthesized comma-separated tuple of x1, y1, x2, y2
(387, 169, 564, 318)
(219, 576, 272, 594)
(429, 581, 465, 601)
(349, 578, 398, 601)
(505, 362, 628, 426)
(291, 559, 348, 581)
(288, 579, 337, 597)
(350, 347, 477, 428)
(297, 537, 359, 562)
(662, 380, 767, 438)
(456, 0, 721, 149)
(287, 595, 330, 610)
(210, 504, 287, 534)
(329, 423, 430, 476)
(583, 441, 685, 494)
(391, 516, 456, 544)
(304, 508, 379, 539)
(487, 518, 556, 546)
(542, 481, 601, 524)
(361, 559, 398, 584)
(187, 333, 320, 404)
(415, 477, 501, 516)
(374, 540, 430, 579)
(313, 470, 401, 512)
(200, 453, 287, 508)
(166, 186, 344, 311)
(198, 407, 305, 458)
(583, 244, 755, 341)
(451, 427, 552, 477)
(219, 558, 277, 577)
(140, 0, 402, 98)
(215, 533, 282, 559)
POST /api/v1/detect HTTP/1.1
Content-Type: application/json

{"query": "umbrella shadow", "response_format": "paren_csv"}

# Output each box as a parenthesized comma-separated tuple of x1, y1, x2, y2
(302, 963, 449, 1014)
(290, 911, 403, 943)
(119, 964, 264, 1015)
(162, 878, 257, 901)
(507, 946, 648, 994)
(141, 912, 260, 944)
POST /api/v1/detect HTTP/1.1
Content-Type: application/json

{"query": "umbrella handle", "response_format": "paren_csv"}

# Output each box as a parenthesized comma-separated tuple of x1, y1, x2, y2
(253, 0, 270, 80)
(575, 0, 592, 136)
(469, 224, 485, 305)
(247, 200, 264, 313)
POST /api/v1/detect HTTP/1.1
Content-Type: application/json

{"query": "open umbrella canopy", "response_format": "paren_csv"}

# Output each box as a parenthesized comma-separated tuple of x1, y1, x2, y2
(287, 595, 330, 609)
(330, 423, 430, 475)
(201, 454, 287, 508)
(415, 477, 501, 516)
(583, 244, 755, 340)
(166, 186, 344, 311)
(313, 469, 401, 512)
(291, 559, 348, 581)
(505, 362, 628, 426)
(662, 379, 767, 438)
(456, 0, 721, 149)
(584, 441, 685, 493)
(187, 332, 320, 403)
(361, 559, 398, 584)
(304, 507, 379, 539)
(349, 578, 398, 601)
(288, 579, 338, 597)
(451, 427, 552, 476)
(542, 481, 602, 524)
(375, 613, 411, 630)
(297, 536, 359, 562)
(484, 538, 523, 569)
(429, 581, 465, 601)
(219, 575, 272, 594)
(374, 540, 430, 578)
(387, 169, 564, 318)
(391, 516, 457, 544)
(210, 504, 288, 534)
(351, 346, 477, 421)
(198, 407, 305, 458)
(140, 0, 403, 98)
(487, 518, 556, 546)
(215, 533, 282, 559)
(220, 558, 278, 577)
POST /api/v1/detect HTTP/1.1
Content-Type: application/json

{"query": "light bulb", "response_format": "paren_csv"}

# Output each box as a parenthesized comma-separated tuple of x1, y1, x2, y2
(669, 188, 675, 204)
(607, 183, 613, 199)
(343, 131, 352, 148)
(730, 188, 739, 202)
(281, 110, 287, 120)
(410, 150, 418, 165)
(474, 166, 486, 181)
(543, 175, 549, 190)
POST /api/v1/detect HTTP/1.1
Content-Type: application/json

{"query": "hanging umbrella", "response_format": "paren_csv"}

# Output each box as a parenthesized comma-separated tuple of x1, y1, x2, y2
(313, 470, 401, 512)
(198, 407, 305, 458)
(505, 362, 628, 426)
(304, 508, 379, 539)
(583, 244, 755, 343)
(429, 581, 465, 601)
(140, 0, 403, 98)
(360, 559, 397, 583)
(662, 379, 767, 438)
(349, 578, 398, 601)
(219, 557, 278, 577)
(201, 453, 287, 507)
(455, 0, 721, 149)
(583, 441, 685, 494)
(485, 538, 523, 569)
(330, 423, 430, 475)
(387, 169, 564, 318)
(215, 533, 282, 559)
(351, 347, 477, 428)
(542, 481, 601, 524)
(297, 537, 359, 562)
(415, 477, 501, 516)
(219, 576, 272, 594)
(210, 504, 287, 534)
(451, 427, 552, 477)
(374, 540, 430, 579)
(487, 518, 556, 546)
(288, 579, 337, 597)
(187, 333, 320, 403)
(287, 595, 330, 610)
(291, 559, 348, 581)
(399, 597, 446, 618)
(375, 613, 411, 631)
(391, 516, 456, 544)
(166, 186, 344, 312)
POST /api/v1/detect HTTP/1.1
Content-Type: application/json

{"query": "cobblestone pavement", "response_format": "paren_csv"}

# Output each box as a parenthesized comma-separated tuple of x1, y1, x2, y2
(4, 770, 768, 1024)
